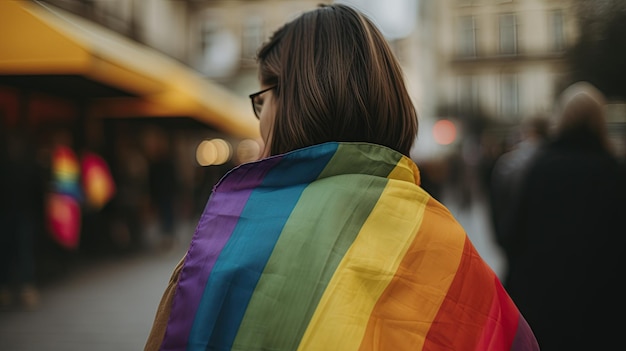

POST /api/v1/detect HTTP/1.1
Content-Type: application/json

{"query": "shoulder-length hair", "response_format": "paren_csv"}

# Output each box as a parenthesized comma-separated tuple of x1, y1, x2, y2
(256, 3, 418, 157)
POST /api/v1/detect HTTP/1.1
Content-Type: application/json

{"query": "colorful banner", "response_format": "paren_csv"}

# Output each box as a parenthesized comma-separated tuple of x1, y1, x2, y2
(81, 151, 116, 210)
(156, 142, 537, 351)
(46, 145, 82, 249)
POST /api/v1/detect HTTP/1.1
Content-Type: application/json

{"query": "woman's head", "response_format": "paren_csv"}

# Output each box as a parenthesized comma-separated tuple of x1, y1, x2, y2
(255, 3, 418, 157)
(554, 81, 610, 150)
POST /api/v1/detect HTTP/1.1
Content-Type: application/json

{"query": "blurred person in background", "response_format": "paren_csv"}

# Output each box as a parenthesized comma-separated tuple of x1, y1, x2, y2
(145, 4, 538, 350)
(110, 133, 149, 252)
(0, 131, 45, 310)
(443, 145, 474, 209)
(146, 129, 178, 250)
(489, 113, 550, 280)
(503, 82, 626, 350)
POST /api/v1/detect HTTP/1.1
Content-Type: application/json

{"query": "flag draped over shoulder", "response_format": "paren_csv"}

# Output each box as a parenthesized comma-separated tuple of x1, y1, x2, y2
(150, 142, 538, 351)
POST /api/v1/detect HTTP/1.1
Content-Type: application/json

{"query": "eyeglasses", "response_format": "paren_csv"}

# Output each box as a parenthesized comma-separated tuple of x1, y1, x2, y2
(249, 85, 276, 119)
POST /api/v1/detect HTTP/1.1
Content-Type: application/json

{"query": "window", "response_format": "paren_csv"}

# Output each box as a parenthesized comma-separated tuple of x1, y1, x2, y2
(242, 16, 264, 62)
(459, 16, 477, 57)
(499, 13, 517, 55)
(550, 10, 565, 51)
(500, 74, 519, 118)
(200, 19, 220, 54)
(458, 75, 480, 113)
(94, 0, 134, 36)
(197, 15, 239, 78)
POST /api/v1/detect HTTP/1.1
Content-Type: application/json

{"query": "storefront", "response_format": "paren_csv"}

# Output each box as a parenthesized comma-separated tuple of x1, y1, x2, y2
(0, 1, 260, 274)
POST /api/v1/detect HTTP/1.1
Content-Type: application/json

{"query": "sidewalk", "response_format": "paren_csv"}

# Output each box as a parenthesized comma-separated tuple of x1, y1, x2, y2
(0, 223, 191, 351)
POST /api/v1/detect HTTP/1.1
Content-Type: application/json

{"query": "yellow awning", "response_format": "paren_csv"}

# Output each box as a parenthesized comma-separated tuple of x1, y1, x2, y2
(0, 0, 260, 139)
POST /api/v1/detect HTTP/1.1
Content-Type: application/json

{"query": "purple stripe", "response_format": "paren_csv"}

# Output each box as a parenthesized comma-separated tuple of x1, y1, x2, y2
(161, 156, 284, 350)
(511, 315, 540, 351)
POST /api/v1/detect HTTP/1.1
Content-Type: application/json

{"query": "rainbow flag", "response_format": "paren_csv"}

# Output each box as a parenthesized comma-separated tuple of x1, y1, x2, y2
(46, 145, 82, 249)
(81, 151, 116, 210)
(51, 145, 82, 200)
(156, 142, 538, 351)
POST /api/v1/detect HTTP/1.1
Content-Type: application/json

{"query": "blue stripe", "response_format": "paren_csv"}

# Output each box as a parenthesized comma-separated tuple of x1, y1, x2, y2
(187, 143, 339, 351)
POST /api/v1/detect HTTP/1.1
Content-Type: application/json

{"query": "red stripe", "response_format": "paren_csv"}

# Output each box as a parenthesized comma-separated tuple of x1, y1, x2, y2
(423, 240, 501, 350)
(474, 277, 520, 350)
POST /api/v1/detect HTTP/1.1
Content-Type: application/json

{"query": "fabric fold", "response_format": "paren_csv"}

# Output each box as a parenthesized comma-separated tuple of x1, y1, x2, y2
(154, 142, 537, 351)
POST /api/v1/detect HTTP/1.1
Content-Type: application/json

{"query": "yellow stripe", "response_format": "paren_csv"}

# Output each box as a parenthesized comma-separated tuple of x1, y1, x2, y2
(359, 197, 467, 350)
(297, 160, 428, 351)
(387, 156, 421, 184)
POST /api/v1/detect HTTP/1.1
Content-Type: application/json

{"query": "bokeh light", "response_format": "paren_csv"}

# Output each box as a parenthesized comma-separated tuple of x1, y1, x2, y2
(196, 139, 233, 166)
(236, 139, 261, 164)
(432, 119, 457, 145)
(212, 138, 232, 165)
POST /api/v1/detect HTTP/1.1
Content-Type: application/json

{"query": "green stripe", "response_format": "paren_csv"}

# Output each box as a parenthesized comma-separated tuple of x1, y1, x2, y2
(231, 144, 402, 350)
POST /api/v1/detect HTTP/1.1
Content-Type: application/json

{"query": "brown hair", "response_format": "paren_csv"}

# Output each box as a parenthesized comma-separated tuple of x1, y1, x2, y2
(256, 4, 418, 157)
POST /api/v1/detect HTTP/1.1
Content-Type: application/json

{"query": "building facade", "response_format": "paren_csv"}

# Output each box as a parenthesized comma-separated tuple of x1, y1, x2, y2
(433, 0, 578, 125)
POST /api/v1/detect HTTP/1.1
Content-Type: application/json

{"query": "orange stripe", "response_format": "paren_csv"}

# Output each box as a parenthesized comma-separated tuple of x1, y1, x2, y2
(422, 229, 498, 350)
(358, 197, 467, 351)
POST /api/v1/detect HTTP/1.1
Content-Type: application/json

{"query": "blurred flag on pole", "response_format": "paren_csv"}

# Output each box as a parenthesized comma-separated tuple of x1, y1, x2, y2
(46, 193, 81, 250)
(81, 151, 116, 210)
(46, 146, 82, 250)
(51, 146, 82, 200)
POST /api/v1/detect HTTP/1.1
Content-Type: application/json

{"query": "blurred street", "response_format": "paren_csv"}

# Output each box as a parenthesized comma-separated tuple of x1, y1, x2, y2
(0, 188, 506, 351)
(0, 222, 193, 351)
(442, 188, 507, 279)
(0, 0, 623, 349)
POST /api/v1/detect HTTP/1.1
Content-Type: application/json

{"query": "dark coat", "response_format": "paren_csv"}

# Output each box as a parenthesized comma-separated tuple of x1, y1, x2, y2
(504, 132, 626, 350)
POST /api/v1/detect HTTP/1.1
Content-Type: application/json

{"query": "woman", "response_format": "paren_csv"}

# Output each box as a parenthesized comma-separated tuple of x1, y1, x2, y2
(503, 82, 626, 350)
(145, 4, 538, 350)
